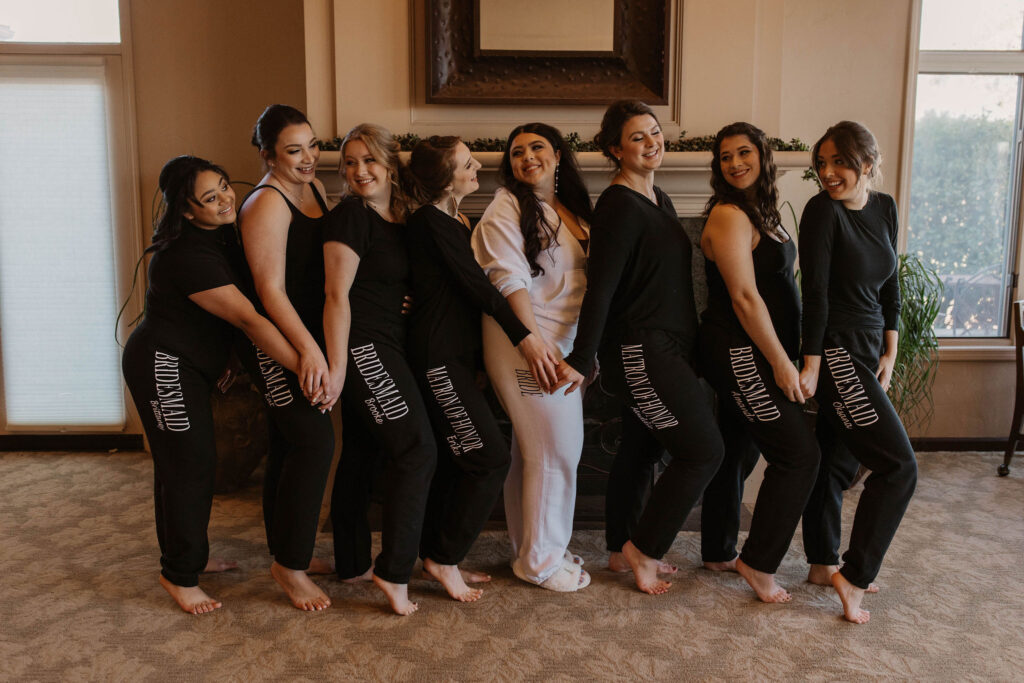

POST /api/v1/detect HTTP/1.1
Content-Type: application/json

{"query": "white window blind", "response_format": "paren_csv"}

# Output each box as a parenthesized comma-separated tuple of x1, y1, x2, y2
(0, 64, 125, 427)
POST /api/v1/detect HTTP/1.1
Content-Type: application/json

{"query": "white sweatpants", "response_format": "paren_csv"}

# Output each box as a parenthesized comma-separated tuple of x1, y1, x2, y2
(481, 314, 583, 584)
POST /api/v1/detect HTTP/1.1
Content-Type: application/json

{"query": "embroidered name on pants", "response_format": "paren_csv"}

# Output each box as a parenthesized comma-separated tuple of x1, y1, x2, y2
(151, 351, 190, 431)
(728, 346, 781, 422)
(621, 344, 679, 430)
(426, 365, 484, 455)
(824, 347, 880, 428)
(350, 343, 409, 422)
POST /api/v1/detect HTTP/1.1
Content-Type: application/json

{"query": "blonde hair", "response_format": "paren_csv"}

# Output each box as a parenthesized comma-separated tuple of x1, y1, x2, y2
(341, 123, 411, 222)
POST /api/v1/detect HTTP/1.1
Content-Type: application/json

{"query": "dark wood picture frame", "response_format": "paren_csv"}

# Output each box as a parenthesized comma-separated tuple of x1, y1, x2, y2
(426, 0, 670, 105)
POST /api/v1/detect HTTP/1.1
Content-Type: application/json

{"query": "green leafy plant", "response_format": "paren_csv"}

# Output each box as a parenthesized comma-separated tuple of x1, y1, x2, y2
(890, 253, 942, 429)
(319, 133, 808, 153)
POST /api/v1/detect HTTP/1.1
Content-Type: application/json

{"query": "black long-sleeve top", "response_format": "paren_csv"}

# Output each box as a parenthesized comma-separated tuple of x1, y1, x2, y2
(564, 184, 697, 376)
(799, 190, 901, 356)
(406, 205, 530, 367)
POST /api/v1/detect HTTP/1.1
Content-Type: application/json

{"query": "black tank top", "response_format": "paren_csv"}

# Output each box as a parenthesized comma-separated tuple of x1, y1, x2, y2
(242, 184, 330, 348)
(702, 227, 801, 360)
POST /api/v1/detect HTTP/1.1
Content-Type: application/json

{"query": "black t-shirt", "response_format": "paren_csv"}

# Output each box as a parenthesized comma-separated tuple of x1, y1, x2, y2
(799, 190, 900, 356)
(138, 223, 249, 380)
(565, 184, 698, 376)
(407, 205, 530, 366)
(702, 216, 801, 360)
(323, 197, 409, 346)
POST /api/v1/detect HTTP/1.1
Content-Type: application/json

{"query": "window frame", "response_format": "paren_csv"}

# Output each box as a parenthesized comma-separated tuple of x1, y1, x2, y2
(0, 2, 143, 433)
(899, 0, 1024, 360)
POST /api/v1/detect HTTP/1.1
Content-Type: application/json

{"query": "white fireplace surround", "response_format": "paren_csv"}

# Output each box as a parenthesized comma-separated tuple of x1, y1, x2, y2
(317, 151, 811, 218)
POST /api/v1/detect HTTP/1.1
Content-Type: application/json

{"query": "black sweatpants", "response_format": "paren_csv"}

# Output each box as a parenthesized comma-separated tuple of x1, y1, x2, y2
(604, 407, 665, 553)
(237, 342, 335, 572)
(122, 331, 218, 588)
(697, 325, 820, 573)
(801, 327, 917, 589)
(602, 330, 724, 560)
(416, 354, 511, 565)
(699, 402, 761, 563)
(331, 339, 437, 584)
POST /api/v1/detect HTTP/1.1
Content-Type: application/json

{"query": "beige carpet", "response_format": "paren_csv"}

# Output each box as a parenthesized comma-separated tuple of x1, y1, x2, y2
(1, 450, 1021, 681)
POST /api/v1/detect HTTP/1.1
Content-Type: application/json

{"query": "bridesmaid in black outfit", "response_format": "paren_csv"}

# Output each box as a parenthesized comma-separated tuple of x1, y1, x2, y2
(321, 123, 437, 616)
(238, 104, 336, 611)
(122, 155, 303, 614)
(697, 121, 820, 602)
(798, 121, 917, 624)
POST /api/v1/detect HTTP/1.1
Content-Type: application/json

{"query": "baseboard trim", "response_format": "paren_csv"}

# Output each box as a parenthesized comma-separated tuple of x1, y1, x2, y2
(0, 434, 144, 452)
(911, 437, 1006, 452)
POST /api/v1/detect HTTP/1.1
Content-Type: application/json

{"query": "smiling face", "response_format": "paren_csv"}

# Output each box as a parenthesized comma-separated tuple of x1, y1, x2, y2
(267, 123, 319, 184)
(184, 170, 236, 230)
(718, 134, 761, 192)
(343, 138, 391, 205)
(816, 137, 871, 207)
(612, 114, 663, 174)
(448, 141, 481, 201)
(508, 132, 560, 190)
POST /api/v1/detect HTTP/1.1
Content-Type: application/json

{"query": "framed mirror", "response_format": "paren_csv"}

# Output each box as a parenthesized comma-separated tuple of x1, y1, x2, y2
(425, 0, 670, 105)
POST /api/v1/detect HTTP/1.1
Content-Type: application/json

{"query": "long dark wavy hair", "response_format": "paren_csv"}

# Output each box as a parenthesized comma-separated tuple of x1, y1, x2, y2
(149, 155, 231, 254)
(498, 123, 592, 277)
(703, 122, 781, 237)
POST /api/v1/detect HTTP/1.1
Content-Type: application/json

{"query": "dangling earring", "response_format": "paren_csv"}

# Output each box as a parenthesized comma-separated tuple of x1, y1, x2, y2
(447, 190, 458, 218)
(554, 163, 560, 194)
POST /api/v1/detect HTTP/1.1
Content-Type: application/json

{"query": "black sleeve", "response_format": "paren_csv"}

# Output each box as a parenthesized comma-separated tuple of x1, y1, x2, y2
(169, 243, 236, 297)
(799, 192, 836, 356)
(323, 197, 371, 257)
(879, 194, 902, 332)
(564, 191, 639, 376)
(428, 211, 531, 346)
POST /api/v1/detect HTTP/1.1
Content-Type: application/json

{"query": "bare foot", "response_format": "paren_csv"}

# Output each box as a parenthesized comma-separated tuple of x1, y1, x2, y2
(341, 566, 374, 584)
(421, 566, 492, 584)
(423, 558, 483, 602)
(307, 557, 334, 575)
(808, 564, 879, 592)
(736, 558, 791, 603)
(609, 551, 678, 575)
(373, 574, 418, 616)
(703, 559, 737, 572)
(270, 561, 331, 611)
(831, 571, 870, 624)
(203, 557, 239, 573)
(159, 575, 222, 615)
(621, 541, 672, 595)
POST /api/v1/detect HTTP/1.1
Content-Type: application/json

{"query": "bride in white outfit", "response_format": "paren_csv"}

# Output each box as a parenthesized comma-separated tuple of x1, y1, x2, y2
(472, 122, 593, 591)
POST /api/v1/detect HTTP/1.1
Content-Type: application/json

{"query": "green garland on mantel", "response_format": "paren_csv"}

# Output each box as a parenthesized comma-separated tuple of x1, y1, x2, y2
(319, 132, 808, 153)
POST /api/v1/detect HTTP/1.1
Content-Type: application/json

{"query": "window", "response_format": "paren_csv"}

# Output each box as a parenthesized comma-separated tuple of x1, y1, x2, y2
(0, 2, 138, 431)
(907, 0, 1024, 337)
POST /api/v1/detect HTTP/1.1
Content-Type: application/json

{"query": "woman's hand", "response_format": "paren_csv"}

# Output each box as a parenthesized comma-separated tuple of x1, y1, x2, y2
(799, 356, 821, 399)
(516, 332, 559, 392)
(401, 294, 413, 315)
(316, 368, 345, 413)
(772, 359, 805, 404)
(298, 348, 330, 403)
(553, 360, 586, 395)
(876, 352, 896, 392)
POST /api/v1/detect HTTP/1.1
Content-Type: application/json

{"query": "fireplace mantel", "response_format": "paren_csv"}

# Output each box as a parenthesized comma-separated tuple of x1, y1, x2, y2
(317, 151, 810, 218)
